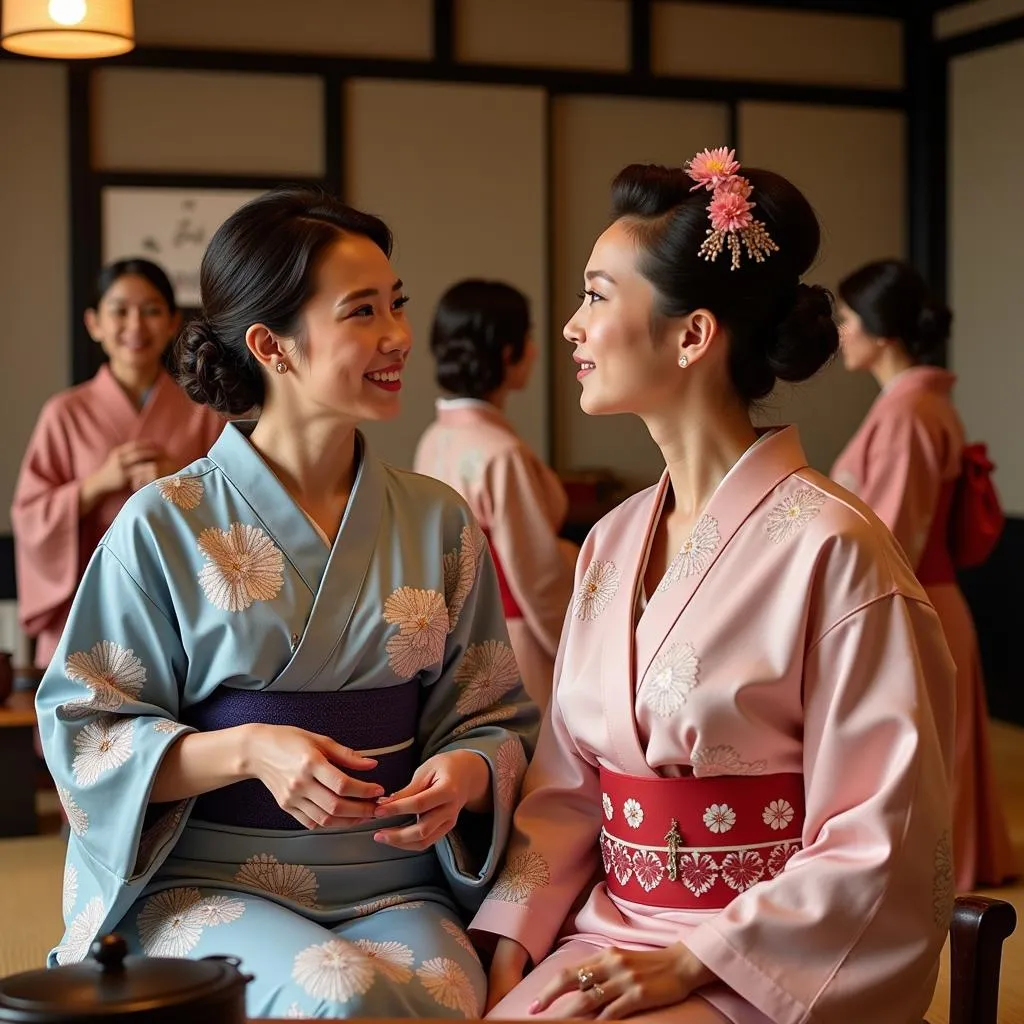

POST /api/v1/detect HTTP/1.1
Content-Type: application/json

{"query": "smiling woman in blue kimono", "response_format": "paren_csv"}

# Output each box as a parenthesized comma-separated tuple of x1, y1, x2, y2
(34, 189, 538, 1019)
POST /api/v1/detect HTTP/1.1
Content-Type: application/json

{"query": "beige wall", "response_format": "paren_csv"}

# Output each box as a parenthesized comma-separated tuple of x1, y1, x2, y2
(936, 0, 1024, 38)
(949, 38, 1024, 515)
(0, 62, 69, 533)
(739, 102, 906, 473)
(346, 80, 548, 468)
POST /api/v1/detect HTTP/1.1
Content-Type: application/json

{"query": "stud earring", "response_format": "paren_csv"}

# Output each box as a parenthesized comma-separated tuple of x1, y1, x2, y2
(275, 361, 288, 374)
(678, 354, 689, 368)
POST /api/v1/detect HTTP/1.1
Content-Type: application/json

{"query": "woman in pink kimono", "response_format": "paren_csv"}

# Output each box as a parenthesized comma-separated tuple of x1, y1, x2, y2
(12, 260, 223, 668)
(831, 259, 1014, 892)
(471, 152, 956, 1023)
(415, 281, 577, 707)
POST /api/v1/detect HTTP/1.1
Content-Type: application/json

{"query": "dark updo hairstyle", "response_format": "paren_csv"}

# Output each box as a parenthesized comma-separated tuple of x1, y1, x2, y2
(611, 163, 838, 403)
(429, 280, 531, 399)
(838, 259, 952, 365)
(94, 258, 177, 314)
(173, 188, 392, 415)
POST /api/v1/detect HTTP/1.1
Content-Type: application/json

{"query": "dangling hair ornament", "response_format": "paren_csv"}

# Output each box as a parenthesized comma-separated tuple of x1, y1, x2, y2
(685, 147, 779, 271)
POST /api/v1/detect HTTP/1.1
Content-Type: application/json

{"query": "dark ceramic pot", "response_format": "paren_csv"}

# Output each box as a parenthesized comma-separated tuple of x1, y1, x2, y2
(0, 935, 251, 1023)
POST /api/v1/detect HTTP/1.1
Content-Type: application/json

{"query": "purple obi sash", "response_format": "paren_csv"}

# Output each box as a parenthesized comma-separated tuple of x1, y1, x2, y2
(181, 680, 421, 830)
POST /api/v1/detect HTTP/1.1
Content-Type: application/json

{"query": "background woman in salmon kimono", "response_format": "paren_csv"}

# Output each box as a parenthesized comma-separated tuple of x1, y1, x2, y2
(831, 259, 1014, 892)
(35, 190, 537, 1019)
(12, 259, 223, 668)
(415, 280, 577, 707)
(472, 153, 956, 1024)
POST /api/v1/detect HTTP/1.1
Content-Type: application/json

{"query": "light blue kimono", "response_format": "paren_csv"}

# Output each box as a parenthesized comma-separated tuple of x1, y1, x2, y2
(35, 422, 538, 1019)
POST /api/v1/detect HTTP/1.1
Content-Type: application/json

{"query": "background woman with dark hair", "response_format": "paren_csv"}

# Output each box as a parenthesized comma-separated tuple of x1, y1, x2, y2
(474, 154, 954, 1023)
(34, 190, 536, 1018)
(832, 258, 1014, 892)
(11, 259, 223, 669)
(415, 279, 577, 708)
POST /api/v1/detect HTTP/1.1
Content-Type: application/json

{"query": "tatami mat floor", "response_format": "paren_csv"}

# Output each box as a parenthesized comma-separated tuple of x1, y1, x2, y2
(1, 725, 1021, 1020)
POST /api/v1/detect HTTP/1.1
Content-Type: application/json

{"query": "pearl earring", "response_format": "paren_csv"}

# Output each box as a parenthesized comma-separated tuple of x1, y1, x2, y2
(678, 354, 689, 368)
(275, 361, 288, 374)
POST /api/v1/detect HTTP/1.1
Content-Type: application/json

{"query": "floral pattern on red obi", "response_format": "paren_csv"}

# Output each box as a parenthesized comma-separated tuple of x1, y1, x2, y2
(598, 766, 804, 910)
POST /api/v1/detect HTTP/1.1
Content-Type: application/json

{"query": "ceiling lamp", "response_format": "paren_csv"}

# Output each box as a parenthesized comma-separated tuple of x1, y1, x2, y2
(2, 0, 134, 59)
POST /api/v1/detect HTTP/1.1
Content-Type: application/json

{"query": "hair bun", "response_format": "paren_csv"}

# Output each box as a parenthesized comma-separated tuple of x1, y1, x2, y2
(172, 317, 262, 416)
(915, 300, 953, 354)
(767, 283, 839, 384)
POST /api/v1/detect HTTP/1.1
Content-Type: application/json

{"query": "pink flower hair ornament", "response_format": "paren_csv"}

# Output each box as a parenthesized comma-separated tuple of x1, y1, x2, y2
(685, 148, 779, 271)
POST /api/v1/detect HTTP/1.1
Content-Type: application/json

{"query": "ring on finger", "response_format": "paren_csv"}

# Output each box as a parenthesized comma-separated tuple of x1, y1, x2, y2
(577, 967, 596, 992)
(590, 984, 606, 1003)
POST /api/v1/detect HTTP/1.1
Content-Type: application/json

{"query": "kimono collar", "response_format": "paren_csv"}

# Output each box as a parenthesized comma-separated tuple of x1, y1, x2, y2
(880, 365, 956, 400)
(207, 421, 385, 597)
(94, 363, 172, 424)
(434, 398, 512, 430)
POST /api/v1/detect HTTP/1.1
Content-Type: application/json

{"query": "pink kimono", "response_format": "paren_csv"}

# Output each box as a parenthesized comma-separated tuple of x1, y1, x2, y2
(832, 366, 1015, 891)
(11, 365, 223, 668)
(415, 399, 577, 707)
(473, 426, 955, 1024)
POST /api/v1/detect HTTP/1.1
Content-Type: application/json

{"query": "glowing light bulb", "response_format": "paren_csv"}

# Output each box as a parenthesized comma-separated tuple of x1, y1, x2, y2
(48, 0, 87, 27)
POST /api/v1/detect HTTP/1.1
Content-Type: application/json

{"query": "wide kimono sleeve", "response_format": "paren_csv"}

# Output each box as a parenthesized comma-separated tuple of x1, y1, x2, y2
(857, 410, 945, 568)
(683, 587, 956, 1024)
(34, 525, 199, 964)
(414, 508, 541, 914)
(483, 448, 576, 658)
(11, 398, 84, 640)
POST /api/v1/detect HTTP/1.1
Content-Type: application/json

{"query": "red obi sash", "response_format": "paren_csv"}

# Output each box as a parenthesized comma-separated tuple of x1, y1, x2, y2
(481, 529, 523, 620)
(598, 767, 804, 910)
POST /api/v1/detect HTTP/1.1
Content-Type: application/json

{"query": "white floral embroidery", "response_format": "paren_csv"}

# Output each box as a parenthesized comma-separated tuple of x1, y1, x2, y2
(153, 719, 185, 735)
(721, 850, 764, 892)
(657, 515, 720, 592)
(57, 786, 89, 836)
(354, 939, 415, 984)
(602, 793, 613, 821)
(599, 833, 613, 875)
(197, 523, 284, 612)
(495, 738, 526, 810)
(157, 475, 205, 511)
(703, 803, 736, 834)
(762, 799, 795, 831)
(933, 831, 954, 929)
(71, 715, 134, 786)
(136, 801, 188, 873)
(690, 745, 767, 778)
(767, 842, 799, 878)
(444, 525, 479, 632)
(188, 894, 246, 927)
(292, 939, 376, 1004)
(62, 641, 146, 719)
(490, 851, 550, 903)
(417, 957, 479, 1017)
(234, 854, 318, 908)
(137, 888, 244, 956)
(678, 851, 718, 897)
(454, 640, 520, 715)
(573, 560, 620, 621)
(765, 487, 826, 545)
(384, 587, 449, 677)
(351, 894, 425, 916)
(451, 704, 518, 737)
(441, 917, 476, 955)
(610, 842, 633, 885)
(62, 862, 78, 918)
(55, 896, 105, 965)
(286, 1005, 311, 1019)
(623, 798, 644, 830)
(642, 642, 700, 719)
(632, 851, 665, 893)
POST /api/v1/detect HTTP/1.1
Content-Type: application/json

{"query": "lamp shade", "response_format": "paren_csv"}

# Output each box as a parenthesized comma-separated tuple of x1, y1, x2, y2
(2, 0, 134, 58)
